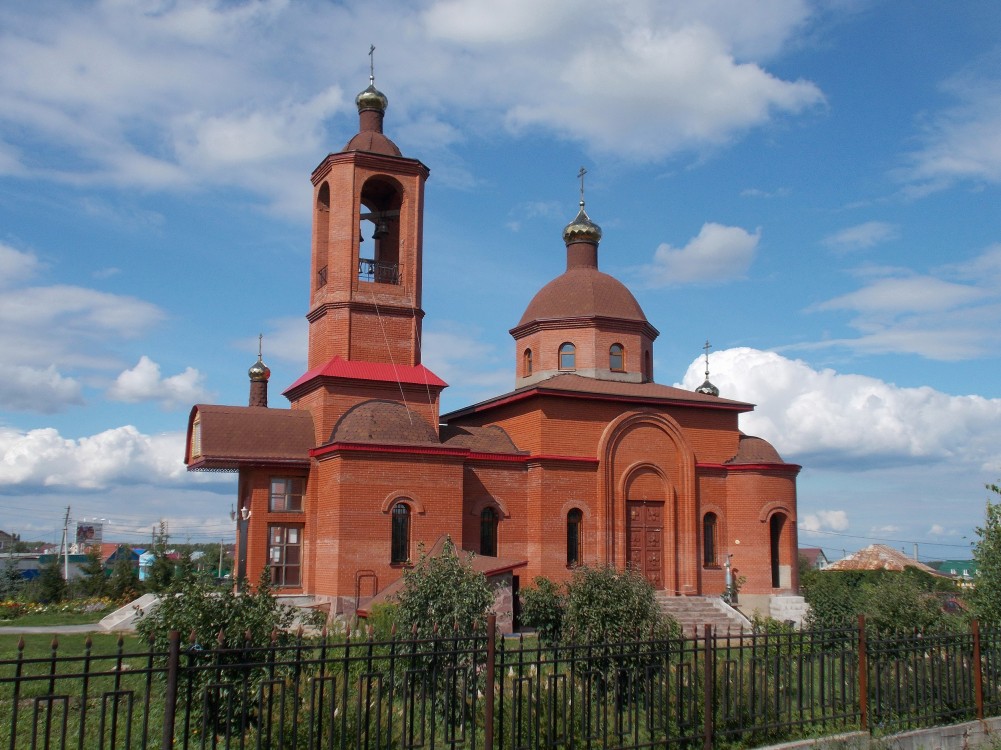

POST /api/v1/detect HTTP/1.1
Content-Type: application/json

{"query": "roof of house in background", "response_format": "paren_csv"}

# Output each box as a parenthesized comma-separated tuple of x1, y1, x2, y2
(825, 544, 944, 576)
(799, 547, 829, 567)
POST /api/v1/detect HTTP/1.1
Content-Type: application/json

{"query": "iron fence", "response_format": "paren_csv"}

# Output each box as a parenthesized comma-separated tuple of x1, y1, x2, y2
(0, 617, 997, 750)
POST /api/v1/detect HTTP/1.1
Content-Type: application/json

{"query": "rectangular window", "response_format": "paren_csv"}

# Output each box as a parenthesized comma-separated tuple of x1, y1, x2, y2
(269, 525, 302, 587)
(190, 418, 202, 458)
(270, 477, 305, 512)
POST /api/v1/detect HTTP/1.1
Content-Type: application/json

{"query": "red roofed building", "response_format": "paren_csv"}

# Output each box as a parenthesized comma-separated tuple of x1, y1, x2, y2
(184, 76, 802, 621)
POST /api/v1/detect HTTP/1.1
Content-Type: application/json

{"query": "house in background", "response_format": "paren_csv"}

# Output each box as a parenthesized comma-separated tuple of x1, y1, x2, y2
(799, 547, 830, 570)
(932, 559, 979, 588)
(185, 76, 804, 624)
(825, 544, 946, 577)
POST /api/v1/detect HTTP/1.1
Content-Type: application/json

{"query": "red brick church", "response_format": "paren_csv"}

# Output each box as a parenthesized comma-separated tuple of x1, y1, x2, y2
(185, 75, 802, 620)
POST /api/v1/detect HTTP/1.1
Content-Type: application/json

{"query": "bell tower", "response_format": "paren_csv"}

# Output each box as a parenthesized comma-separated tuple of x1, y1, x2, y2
(306, 70, 429, 371)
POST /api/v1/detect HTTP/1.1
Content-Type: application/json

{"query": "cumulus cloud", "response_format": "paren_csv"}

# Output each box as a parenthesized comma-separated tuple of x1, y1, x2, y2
(422, 322, 511, 407)
(680, 347, 1001, 472)
(0, 425, 191, 490)
(0, 366, 83, 414)
(639, 222, 760, 286)
(800, 510, 849, 533)
(822, 221, 899, 252)
(0, 0, 824, 212)
(107, 356, 211, 409)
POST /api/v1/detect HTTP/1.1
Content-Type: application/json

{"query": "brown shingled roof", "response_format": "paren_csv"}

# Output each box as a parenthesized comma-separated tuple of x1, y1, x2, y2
(439, 424, 526, 454)
(186, 405, 313, 471)
(517, 267, 649, 327)
(727, 434, 786, 464)
(443, 373, 752, 421)
(330, 400, 439, 446)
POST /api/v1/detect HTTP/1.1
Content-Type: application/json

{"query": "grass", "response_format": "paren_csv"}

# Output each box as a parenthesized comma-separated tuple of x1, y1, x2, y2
(0, 607, 114, 628)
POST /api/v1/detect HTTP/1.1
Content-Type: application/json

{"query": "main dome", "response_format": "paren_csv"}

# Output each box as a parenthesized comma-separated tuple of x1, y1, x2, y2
(517, 266, 648, 327)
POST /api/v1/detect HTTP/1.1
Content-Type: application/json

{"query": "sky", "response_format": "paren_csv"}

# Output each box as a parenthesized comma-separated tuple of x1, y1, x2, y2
(0, 0, 999, 565)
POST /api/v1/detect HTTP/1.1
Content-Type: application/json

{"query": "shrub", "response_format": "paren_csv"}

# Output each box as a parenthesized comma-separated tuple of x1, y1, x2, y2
(394, 537, 492, 640)
(522, 566, 679, 644)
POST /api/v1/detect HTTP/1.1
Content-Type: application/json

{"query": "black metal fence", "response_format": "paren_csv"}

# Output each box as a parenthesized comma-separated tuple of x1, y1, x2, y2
(1, 617, 998, 750)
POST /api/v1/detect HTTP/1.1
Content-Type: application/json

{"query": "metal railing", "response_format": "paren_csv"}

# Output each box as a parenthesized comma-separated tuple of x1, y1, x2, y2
(358, 258, 399, 285)
(1, 617, 997, 750)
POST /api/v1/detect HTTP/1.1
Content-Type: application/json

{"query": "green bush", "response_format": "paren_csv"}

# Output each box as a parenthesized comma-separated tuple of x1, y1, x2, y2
(521, 566, 678, 644)
(520, 576, 564, 644)
(394, 537, 492, 640)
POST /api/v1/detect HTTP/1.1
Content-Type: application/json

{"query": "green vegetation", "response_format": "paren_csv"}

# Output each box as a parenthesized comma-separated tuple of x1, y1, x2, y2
(388, 537, 493, 639)
(969, 483, 1001, 626)
(520, 565, 680, 644)
(801, 565, 964, 633)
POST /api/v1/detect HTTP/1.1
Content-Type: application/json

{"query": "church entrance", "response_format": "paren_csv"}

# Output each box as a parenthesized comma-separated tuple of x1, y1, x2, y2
(627, 501, 664, 589)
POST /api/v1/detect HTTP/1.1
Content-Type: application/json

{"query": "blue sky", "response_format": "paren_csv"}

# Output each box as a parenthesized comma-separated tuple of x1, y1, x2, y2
(1, 0, 999, 564)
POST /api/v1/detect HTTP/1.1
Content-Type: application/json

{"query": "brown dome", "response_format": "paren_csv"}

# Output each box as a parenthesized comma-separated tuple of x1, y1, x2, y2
(517, 267, 648, 327)
(727, 434, 785, 464)
(330, 400, 438, 445)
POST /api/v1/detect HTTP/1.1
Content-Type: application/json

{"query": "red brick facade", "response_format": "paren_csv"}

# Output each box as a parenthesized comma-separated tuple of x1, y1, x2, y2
(185, 79, 801, 615)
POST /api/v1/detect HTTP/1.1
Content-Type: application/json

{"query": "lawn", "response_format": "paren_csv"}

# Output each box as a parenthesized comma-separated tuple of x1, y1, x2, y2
(0, 607, 114, 628)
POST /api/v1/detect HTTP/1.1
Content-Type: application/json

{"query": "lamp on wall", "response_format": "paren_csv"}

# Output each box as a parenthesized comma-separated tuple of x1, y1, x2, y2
(230, 505, 252, 522)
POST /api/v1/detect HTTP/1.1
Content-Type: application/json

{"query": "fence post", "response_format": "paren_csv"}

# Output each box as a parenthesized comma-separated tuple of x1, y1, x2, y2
(857, 615, 868, 733)
(972, 619, 984, 721)
(161, 630, 181, 750)
(485, 614, 496, 750)
(703, 624, 714, 750)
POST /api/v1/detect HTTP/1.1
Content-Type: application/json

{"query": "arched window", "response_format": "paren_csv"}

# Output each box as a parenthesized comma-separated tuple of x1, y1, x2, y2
(524, 349, 533, 377)
(391, 502, 411, 564)
(480, 507, 498, 557)
(567, 509, 583, 566)
(609, 343, 624, 372)
(644, 350, 651, 380)
(703, 513, 718, 567)
(770, 513, 786, 588)
(559, 342, 576, 371)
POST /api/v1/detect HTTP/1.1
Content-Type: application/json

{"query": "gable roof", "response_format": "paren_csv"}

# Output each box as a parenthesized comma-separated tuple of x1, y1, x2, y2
(186, 405, 314, 471)
(284, 356, 447, 397)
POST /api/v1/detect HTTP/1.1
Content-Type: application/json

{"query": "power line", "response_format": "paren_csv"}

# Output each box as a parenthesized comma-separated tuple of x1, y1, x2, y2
(799, 527, 975, 550)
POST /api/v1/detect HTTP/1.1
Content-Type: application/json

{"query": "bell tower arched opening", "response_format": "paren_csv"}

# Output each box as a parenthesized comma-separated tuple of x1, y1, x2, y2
(359, 176, 403, 285)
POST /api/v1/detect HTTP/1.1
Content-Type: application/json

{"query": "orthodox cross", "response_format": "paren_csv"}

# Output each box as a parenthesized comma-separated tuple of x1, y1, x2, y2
(578, 166, 587, 205)
(258, 333, 263, 360)
(703, 339, 712, 379)
(369, 44, 376, 83)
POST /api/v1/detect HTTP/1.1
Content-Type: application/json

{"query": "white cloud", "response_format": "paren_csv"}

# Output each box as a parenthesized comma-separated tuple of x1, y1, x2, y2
(901, 62, 1001, 195)
(107, 356, 211, 409)
(422, 322, 511, 407)
(639, 222, 760, 286)
(0, 0, 825, 213)
(680, 347, 1001, 472)
(0, 425, 192, 490)
(0, 365, 83, 413)
(0, 242, 43, 287)
(800, 510, 849, 533)
(803, 245, 1001, 361)
(822, 221, 899, 252)
(0, 283, 165, 372)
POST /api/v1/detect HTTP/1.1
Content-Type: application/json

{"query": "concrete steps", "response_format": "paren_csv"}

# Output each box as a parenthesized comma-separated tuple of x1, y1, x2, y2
(654, 593, 751, 636)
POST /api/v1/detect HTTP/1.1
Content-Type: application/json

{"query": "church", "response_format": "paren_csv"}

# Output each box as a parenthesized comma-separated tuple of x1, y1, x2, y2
(184, 74, 802, 622)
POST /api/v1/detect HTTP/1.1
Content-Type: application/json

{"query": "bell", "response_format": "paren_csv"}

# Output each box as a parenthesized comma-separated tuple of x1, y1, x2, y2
(372, 220, 389, 240)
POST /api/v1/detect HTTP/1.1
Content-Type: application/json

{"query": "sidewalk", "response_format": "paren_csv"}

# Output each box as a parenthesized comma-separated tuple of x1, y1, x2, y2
(0, 623, 108, 635)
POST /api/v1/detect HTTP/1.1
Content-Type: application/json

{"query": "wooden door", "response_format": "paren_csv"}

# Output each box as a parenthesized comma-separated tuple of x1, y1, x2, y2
(627, 501, 664, 589)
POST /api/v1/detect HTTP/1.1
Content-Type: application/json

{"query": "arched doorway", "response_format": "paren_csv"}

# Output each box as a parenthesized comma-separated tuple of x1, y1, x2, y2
(624, 467, 667, 590)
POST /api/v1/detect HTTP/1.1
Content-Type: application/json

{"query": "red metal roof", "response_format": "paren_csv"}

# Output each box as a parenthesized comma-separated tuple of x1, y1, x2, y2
(284, 356, 447, 394)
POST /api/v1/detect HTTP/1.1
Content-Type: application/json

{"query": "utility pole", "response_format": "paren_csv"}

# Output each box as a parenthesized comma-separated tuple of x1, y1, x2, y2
(61, 506, 71, 580)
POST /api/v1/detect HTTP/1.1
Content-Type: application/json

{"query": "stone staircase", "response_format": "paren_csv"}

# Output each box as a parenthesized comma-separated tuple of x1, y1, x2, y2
(654, 593, 751, 636)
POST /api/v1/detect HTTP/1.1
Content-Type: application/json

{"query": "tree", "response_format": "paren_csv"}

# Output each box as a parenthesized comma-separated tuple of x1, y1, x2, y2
(146, 520, 175, 592)
(0, 557, 24, 600)
(969, 484, 1001, 626)
(107, 546, 140, 602)
(394, 537, 492, 640)
(35, 556, 67, 603)
(76, 546, 107, 598)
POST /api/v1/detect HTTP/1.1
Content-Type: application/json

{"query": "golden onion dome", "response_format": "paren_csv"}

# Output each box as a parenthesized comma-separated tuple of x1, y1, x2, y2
(562, 201, 603, 245)
(356, 83, 388, 113)
(248, 356, 271, 382)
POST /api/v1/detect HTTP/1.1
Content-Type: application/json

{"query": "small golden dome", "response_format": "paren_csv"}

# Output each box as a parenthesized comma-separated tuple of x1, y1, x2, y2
(562, 202, 603, 245)
(356, 83, 388, 113)
(248, 356, 271, 382)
